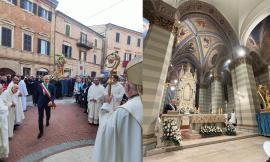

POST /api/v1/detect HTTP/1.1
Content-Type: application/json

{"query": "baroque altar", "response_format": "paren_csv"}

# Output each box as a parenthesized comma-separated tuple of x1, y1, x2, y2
(156, 113, 226, 146)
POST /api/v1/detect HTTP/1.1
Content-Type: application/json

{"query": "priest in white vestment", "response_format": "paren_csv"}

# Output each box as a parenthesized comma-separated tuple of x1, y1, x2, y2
(1, 84, 18, 138)
(19, 76, 29, 112)
(0, 85, 9, 159)
(7, 76, 24, 125)
(92, 56, 143, 162)
(87, 77, 105, 125)
(100, 75, 125, 125)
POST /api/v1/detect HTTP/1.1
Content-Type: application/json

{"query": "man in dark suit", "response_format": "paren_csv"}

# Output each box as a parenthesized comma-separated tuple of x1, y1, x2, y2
(163, 99, 177, 114)
(36, 75, 55, 139)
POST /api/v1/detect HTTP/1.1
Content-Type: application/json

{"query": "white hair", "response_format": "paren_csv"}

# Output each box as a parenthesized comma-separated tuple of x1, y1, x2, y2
(126, 81, 143, 95)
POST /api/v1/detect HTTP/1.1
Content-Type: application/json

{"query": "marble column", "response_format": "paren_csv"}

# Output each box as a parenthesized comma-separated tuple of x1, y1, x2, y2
(198, 84, 208, 114)
(231, 57, 259, 129)
(143, 0, 176, 153)
(143, 25, 175, 142)
(211, 75, 224, 114)
(227, 85, 235, 113)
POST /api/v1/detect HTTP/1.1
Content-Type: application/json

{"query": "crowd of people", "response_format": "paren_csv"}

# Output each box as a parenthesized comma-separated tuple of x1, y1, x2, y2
(0, 55, 143, 162)
(0, 75, 27, 161)
(0, 73, 128, 160)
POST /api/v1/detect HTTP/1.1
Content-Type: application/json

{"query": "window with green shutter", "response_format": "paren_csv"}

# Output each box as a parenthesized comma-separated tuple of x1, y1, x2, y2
(116, 32, 120, 43)
(137, 38, 141, 47)
(1, 27, 12, 47)
(23, 33, 32, 51)
(38, 39, 50, 55)
(94, 54, 97, 64)
(127, 35, 131, 45)
(65, 24, 71, 36)
(62, 44, 72, 58)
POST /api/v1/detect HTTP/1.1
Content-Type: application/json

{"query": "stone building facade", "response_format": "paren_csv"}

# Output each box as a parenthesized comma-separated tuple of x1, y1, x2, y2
(0, 0, 58, 76)
(55, 11, 104, 77)
(90, 23, 143, 76)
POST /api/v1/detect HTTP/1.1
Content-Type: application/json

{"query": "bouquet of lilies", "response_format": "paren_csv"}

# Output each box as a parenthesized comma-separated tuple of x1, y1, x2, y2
(199, 125, 223, 137)
(161, 118, 182, 146)
(225, 124, 236, 136)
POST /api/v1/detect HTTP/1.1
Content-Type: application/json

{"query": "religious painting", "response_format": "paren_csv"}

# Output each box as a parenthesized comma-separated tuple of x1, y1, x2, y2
(176, 23, 192, 45)
(191, 17, 218, 33)
(196, 19, 206, 28)
(207, 49, 218, 68)
(200, 36, 211, 56)
(203, 37, 210, 48)
(187, 42, 195, 52)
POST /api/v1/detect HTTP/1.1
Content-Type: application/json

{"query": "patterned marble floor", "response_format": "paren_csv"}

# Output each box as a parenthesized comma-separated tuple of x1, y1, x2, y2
(41, 136, 269, 162)
(144, 136, 269, 162)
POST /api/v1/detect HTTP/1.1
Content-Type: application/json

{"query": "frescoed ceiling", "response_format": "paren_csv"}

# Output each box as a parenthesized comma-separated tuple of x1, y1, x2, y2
(246, 15, 270, 75)
(170, 14, 228, 83)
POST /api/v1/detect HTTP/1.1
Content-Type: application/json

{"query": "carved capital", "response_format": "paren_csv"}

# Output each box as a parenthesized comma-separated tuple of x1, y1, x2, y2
(151, 16, 175, 32)
(144, 0, 176, 32)
(230, 57, 252, 69)
(212, 74, 221, 81)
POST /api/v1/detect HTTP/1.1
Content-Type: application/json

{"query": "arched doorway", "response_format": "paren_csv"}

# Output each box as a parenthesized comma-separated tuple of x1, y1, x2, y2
(0, 68, 16, 76)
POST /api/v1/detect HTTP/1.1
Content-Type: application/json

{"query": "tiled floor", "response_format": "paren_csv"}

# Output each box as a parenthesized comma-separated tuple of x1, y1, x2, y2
(6, 98, 98, 162)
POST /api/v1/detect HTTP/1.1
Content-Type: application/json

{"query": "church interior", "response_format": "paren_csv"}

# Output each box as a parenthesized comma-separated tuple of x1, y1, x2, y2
(142, 0, 270, 161)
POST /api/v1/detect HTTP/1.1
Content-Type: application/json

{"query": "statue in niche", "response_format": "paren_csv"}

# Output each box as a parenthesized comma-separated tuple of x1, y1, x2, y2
(174, 63, 197, 114)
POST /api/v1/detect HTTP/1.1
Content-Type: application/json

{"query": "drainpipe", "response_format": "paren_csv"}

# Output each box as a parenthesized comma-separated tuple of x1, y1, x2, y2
(101, 27, 107, 74)
(53, 11, 57, 71)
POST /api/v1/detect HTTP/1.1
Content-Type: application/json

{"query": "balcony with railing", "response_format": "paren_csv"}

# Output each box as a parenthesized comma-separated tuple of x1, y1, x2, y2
(76, 39, 93, 50)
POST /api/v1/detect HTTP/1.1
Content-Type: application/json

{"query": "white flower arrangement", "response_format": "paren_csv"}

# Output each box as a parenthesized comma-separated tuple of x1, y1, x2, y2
(161, 118, 182, 146)
(225, 124, 236, 136)
(199, 125, 223, 137)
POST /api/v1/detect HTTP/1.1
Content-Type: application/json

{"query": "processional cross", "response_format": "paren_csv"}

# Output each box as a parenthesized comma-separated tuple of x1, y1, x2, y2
(104, 52, 120, 96)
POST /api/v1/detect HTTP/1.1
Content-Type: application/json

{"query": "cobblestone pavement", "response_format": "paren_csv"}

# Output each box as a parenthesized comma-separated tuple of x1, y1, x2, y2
(6, 97, 98, 162)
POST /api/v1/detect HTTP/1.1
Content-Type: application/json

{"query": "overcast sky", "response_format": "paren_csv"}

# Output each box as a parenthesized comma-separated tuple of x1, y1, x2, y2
(56, 0, 143, 32)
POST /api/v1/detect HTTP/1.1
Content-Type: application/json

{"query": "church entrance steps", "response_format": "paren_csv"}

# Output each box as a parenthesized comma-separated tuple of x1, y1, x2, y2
(144, 131, 258, 157)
